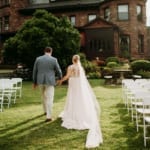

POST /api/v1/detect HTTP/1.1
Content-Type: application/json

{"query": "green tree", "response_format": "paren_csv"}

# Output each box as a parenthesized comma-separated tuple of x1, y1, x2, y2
(3, 9, 80, 70)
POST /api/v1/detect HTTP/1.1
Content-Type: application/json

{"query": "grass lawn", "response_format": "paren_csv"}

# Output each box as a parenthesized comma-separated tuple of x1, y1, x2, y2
(0, 79, 147, 150)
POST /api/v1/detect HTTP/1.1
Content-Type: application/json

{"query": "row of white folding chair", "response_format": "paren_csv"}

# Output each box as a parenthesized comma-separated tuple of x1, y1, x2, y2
(0, 78, 22, 112)
(122, 79, 144, 112)
(122, 79, 150, 147)
(0, 78, 23, 98)
(122, 79, 150, 123)
(122, 79, 150, 112)
(127, 83, 150, 147)
(124, 83, 149, 115)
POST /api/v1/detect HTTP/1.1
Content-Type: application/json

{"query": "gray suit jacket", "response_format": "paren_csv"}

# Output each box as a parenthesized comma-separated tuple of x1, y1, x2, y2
(32, 54, 62, 85)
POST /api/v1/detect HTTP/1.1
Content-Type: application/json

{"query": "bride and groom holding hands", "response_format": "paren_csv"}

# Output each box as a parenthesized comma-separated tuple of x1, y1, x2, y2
(32, 47, 103, 148)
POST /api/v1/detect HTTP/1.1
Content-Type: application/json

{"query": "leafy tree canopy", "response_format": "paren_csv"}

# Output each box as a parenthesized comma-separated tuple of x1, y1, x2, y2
(3, 9, 80, 71)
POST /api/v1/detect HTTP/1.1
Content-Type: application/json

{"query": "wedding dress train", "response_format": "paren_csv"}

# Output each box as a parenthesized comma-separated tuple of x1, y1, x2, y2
(60, 63, 103, 148)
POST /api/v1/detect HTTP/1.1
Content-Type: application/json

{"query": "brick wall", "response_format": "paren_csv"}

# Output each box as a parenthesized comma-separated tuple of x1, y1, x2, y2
(0, 0, 149, 59)
(100, 0, 148, 58)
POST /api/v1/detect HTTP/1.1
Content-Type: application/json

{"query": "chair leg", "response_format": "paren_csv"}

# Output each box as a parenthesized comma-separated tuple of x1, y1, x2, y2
(136, 111, 139, 132)
(144, 121, 146, 147)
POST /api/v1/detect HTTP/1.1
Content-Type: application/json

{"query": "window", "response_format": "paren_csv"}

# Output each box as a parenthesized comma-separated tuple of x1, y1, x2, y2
(30, 0, 50, 4)
(120, 35, 130, 51)
(119, 35, 130, 57)
(118, 4, 129, 20)
(4, 16, 9, 30)
(138, 34, 144, 53)
(137, 5, 142, 21)
(0, 16, 10, 32)
(70, 15, 76, 26)
(88, 14, 96, 22)
(104, 7, 110, 21)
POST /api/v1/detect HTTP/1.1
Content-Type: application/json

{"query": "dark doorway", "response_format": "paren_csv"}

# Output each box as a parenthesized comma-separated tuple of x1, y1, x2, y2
(85, 28, 114, 59)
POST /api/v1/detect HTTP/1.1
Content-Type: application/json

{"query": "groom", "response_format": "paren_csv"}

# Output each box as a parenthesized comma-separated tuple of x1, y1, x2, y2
(32, 47, 62, 122)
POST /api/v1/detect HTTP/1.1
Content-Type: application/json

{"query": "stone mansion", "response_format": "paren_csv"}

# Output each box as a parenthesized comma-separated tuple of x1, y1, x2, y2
(0, 0, 149, 61)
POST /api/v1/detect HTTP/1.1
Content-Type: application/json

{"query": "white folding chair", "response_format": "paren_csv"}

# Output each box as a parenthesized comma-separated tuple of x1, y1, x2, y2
(0, 79, 17, 105)
(136, 96, 150, 132)
(130, 90, 150, 122)
(123, 82, 142, 113)
(11, 78, 23, 98)
(122, 79, 134, 110)
(142, 98, 150, 147)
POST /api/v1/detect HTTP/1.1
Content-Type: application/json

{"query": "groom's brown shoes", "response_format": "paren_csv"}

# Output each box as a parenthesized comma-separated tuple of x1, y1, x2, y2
(45, 118, 52, 122)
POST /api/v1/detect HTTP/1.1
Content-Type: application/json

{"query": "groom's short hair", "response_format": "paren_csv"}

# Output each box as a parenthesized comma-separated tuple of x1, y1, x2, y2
(44, 47, 53, 53)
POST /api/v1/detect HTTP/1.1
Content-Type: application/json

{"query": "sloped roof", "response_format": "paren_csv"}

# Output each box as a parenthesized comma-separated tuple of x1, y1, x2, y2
(19, 0, 105, 14)
(82, 17, 119, 29)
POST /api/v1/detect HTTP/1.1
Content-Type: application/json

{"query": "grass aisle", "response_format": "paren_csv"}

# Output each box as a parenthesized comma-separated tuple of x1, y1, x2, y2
(0, 80, 146, 150)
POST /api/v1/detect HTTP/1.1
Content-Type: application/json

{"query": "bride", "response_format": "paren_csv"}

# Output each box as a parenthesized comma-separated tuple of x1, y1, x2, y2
(58, 54, 103, 148)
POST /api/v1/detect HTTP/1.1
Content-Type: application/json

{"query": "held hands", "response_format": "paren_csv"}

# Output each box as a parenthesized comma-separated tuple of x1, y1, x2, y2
(56, 79, 63, 85)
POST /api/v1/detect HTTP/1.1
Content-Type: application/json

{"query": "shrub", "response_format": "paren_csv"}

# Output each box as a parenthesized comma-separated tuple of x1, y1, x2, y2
(79, 53, 101, 79)
(107, 62, 119, 68)
(137, 70, 150, 78)
(130, 60, 150, 73)
(101, 67, 113, 77)
(79, 53, 87, 64)
(87, 72, 101, 79)
(106, 57, 119, 64)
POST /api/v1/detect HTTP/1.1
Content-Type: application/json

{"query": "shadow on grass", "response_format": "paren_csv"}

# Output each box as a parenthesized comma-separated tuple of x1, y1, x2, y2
(0, 116, 89, 150)
(111, 103, 149, 149)
(0, 114, 44, 133)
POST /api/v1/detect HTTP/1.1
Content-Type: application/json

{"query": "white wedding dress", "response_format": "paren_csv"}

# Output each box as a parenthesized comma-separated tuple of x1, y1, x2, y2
(60, 63, 103, 148)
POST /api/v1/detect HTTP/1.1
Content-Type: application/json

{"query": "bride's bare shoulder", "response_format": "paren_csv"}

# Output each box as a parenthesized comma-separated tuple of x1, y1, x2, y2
(68, 64, 76, 69)
(67, 65, 74, 72)
(68, 64, 73, 69)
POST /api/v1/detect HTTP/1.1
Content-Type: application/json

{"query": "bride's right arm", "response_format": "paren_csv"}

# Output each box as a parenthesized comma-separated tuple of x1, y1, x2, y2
(59, 66, 71, 84)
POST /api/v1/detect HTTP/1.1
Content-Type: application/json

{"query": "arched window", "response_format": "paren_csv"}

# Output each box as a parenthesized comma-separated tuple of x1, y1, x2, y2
(119, 35, 130, 51)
